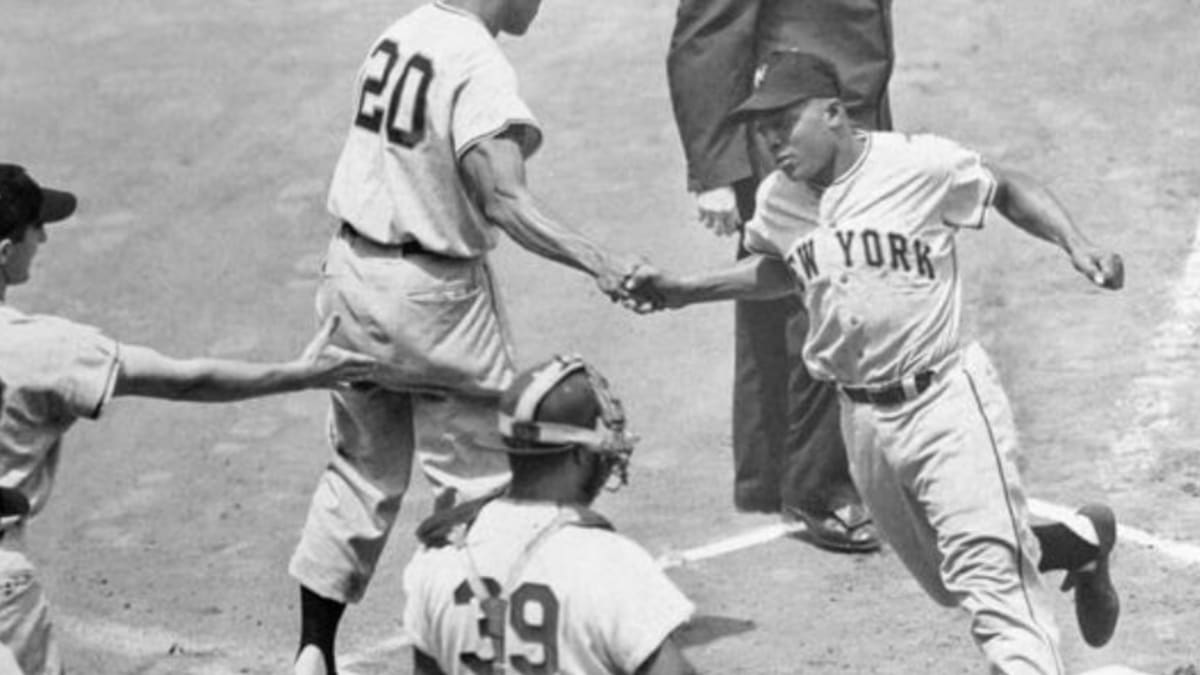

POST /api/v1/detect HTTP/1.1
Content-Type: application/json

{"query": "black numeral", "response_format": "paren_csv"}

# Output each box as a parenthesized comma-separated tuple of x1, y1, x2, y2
(354, 40, 399, 132)
(510, 583, 559, 675)
(453, 579, 560, 674)
(353, 39, 433, 149)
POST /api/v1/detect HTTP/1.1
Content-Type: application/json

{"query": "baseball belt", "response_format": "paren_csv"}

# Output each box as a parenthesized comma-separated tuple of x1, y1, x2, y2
(339, 221, 442, 258)
(841, 370, 935, 406)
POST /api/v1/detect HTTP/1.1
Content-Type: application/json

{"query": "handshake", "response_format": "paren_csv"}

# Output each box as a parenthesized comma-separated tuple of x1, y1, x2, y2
(596, 258, 687, 315)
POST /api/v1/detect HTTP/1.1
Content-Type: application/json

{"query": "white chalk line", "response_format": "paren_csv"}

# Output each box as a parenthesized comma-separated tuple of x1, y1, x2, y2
(58, 494, 1195, 672)
(1104, 213, 1200, 480)
(65, 219, 1200, 672)
(654, 499, 1200, 570)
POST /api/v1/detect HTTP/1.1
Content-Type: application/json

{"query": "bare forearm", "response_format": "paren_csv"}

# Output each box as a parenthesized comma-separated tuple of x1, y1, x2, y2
(992, 167, 1090, 254)
(462, 136, 621, 280)
(676, 255, 795, 305)
(116, 357, 313, 402)
(487, 189, 613, 277)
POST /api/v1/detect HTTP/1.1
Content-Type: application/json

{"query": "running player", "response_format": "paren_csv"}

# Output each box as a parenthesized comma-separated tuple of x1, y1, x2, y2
(401, 355, 696, 675)
(624, 51, 1122, 673)
(0, 163, 377, 674)
(289, 1, 640, 672)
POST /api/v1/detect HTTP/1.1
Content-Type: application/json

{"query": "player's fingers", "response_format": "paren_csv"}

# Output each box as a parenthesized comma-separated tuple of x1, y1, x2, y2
(302, 315, 341, 359)
(319, 315, 341, 341)
(719, 212, 742, 236)
(1103, 253, 1125, 290)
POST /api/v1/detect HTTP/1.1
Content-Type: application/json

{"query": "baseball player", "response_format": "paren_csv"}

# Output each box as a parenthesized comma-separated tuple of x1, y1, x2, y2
(666, 0, 895, 554)
(625, 52, 1122, 672)
(289, 1, 640, 672)
(0, 164, 378, 674)
(401, 355, 696, 675)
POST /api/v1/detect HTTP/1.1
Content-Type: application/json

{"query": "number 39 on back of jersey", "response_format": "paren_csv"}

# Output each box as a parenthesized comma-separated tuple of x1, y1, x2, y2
(453, 578, 560, 675)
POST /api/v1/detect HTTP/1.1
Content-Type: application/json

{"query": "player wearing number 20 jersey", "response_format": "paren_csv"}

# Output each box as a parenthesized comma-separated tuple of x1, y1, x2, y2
(292, 2, 639, 673)
(327, 2, 542, 256)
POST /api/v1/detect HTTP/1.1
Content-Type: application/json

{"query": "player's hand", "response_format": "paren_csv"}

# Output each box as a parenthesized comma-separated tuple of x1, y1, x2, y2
(695, 186, 741, 237)
(298, 315, 381, 388)
(595, 255, 647, 302)
(620, 264, 689, 314)
(1070, 246, 1125, 290)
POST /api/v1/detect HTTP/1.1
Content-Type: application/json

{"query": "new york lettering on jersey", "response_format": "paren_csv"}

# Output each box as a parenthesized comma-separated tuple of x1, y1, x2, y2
(750, 132, 996, 385)
(783, 227, 937, 291)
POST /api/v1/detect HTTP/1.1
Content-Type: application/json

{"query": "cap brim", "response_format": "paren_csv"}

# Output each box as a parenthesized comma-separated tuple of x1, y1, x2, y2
(38, 188, 76, 224)
(727, 90, 809, 125)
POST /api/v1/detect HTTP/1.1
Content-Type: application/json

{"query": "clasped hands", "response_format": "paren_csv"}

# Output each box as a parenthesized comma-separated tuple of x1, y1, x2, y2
(596, 258, 684, 315)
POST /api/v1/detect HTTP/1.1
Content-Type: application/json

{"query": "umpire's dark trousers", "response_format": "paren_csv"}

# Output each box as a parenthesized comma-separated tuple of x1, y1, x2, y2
(731, 178, 856, 515)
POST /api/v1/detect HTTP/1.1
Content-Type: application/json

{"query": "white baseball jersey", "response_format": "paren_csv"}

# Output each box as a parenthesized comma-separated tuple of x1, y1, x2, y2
(402, 500, 694, 675)
(326, 1, 543, 257)
(744, 131, 996, 386)
(0, 305, 120, 516)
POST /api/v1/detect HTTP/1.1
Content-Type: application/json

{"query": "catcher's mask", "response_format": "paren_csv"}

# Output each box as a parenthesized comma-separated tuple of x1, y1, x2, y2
(497, 355, 635, 490)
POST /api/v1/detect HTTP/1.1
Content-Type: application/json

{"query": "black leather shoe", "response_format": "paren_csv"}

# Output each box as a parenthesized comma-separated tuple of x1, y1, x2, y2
(783, 503, 881, 554)
(1061, 503, 1119, 647)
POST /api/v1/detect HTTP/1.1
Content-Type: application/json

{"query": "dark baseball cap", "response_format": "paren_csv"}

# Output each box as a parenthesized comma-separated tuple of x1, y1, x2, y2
(728, 51, 842, 124)
(0, 164, 77, 239)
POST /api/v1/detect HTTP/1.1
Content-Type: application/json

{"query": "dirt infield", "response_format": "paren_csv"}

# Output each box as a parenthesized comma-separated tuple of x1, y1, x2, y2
(3, 0, 1200, 673)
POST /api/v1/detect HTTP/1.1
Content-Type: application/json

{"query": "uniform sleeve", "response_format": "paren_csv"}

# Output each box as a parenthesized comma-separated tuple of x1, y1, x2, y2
(401, 548, 437, 656)
(743, 171, 820, 258)
(44, 319, 120, 420)
(588, 535, 695, 673)
(743, 174, 784, 258)
(452, 52, 543, 161)
(666, 0, 762, 192)
(937, 138, 997, 229)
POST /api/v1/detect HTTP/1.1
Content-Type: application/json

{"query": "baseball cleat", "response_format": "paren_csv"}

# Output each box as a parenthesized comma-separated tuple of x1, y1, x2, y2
(1061, 503, 1119, 648)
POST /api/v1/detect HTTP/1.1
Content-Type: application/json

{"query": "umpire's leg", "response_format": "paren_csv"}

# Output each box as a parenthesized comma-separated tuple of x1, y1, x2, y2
(731, 178, 789, 513)
(777, 299, 860, 516)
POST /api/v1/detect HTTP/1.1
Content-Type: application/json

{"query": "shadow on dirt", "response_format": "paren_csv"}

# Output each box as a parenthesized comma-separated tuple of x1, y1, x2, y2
(677, 615, 757, 648)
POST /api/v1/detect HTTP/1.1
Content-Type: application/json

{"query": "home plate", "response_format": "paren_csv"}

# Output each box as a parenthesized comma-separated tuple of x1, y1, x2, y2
(1080, 667, 1152, 675)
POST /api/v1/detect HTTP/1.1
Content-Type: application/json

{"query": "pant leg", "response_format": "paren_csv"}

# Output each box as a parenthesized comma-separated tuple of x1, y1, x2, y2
(856, 345, 1063, 675)
(731, 178, 857, 514)
(289, 386, 416, 603)
(0, 529, 62, 675)
(779, 298, 859, 514)
(731, 178, 789, 513)
(289, 230, 513, 603)
(412, 392, 511, 513)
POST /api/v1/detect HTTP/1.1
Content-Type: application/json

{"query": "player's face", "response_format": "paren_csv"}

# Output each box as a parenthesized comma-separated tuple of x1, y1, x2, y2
(756, 99, 839, 185)
(578, 450, 610, 505)
(0, 222, 46, 285)
(501, 0, 543, 36)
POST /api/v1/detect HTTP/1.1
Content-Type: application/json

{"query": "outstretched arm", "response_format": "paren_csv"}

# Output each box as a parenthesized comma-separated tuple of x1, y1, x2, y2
(625, 254, 795, 312)
(989, 164, 1124, 290)
(635, 635, 698, 675)
(112, 317, 378, 402)
(460, 132, 637, 298)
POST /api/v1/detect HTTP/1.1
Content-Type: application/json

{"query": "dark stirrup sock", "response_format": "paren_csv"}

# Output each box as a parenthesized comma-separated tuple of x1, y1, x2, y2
(299, 585, 347, 674)
(1034, 522, 1100, 572)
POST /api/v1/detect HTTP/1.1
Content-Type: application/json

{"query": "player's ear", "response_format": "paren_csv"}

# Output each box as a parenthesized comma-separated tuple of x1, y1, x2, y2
(0, 237, 13, 265)
(823, 99, 848, 126)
